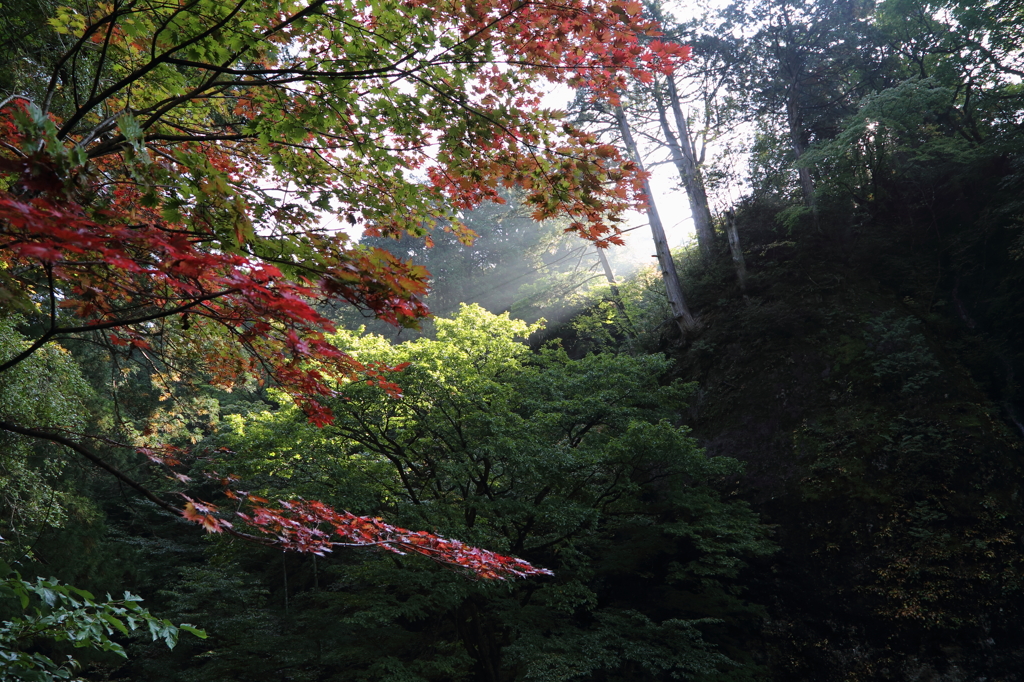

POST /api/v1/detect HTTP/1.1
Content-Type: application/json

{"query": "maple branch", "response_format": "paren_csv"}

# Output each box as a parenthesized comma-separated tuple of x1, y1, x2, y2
(123, 3, 367, 142)
(0, 419, 181, 516)
(89, 11, 119, 108)
(260, 0, 330, 41)
(159, 58, 411, 82)
(45, 263, 56, 332)
(404, 71, 609, 227)
(134, 79, 240, 139)
(143, 133, 252, 144)
(0, 95, 34, 112)
(57, 0, 250, 138)
(0, 289, 236, 375)
(0, 422, 282, 549)
(150, 0, 204, 62)
(79, 113, 122, 150)
(428, 0, 529, 63)
(146, 0, 332, 130)
(41, 2, 136, 113)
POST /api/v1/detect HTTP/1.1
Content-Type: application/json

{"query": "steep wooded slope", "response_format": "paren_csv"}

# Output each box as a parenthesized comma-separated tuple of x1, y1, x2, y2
(661, 197, 1024, 681)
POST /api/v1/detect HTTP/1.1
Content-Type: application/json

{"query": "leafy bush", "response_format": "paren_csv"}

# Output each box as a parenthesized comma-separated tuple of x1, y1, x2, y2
(863, 312, 941, 394)
(0, 562, 204, 681)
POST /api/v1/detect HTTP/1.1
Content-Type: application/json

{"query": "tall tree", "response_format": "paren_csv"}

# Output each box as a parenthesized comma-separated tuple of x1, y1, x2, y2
(653, 73, 716, 258)
(613, 103, 696, 333)
(179, 305, 773, 682)
(721, 0, 883, 214)
(640, 0, 729, 259)
(875, 0, 1024, 143)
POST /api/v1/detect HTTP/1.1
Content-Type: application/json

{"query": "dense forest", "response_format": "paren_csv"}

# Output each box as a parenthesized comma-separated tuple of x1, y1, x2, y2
(2, 0, 1024, 680)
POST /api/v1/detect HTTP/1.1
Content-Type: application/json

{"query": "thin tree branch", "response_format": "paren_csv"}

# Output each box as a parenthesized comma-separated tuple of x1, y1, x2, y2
(0, 419, 180, 515)
(0, 289, 236, 375)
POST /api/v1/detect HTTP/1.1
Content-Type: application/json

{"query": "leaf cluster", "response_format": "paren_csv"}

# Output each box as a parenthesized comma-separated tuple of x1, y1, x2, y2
(0, 561, 205, 682)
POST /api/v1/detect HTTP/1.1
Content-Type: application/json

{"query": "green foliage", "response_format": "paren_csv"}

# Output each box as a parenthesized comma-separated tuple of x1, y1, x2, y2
(571, 244, 736, 354)
(802, 78, 981, 214)
(862, 312, 941, 394)
(747, 118, 801, 203)
(0, 562, 204, 681)
(572, 264, 671, 353)
(0, 0, 61, 99)
(143, 564, 279, 682)
(189, 305, 773, 681)
(0, 317, 91, 559)
(876, 0, 1024, 136)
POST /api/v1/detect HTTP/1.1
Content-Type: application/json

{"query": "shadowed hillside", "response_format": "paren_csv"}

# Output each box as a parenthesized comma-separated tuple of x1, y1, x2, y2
(652, 194, 1024, 680)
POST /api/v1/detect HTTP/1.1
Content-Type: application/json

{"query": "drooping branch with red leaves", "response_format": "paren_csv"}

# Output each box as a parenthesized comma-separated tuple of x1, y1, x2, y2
(185, 494, 553, 580)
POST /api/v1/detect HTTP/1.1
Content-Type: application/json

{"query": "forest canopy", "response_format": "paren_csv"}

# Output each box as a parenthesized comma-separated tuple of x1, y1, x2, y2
(0, 0, 685, 547)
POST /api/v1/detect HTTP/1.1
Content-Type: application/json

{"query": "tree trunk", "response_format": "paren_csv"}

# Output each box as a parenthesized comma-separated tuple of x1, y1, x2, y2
(724, 210, 748, 293)
(596, 246, 617, 287)
(786, 90, 819, 217)
(282, 553, 289, 615)
(596, 246, 637, 335)
(614, 105, 695, 334)
(659, 76, 715, 259)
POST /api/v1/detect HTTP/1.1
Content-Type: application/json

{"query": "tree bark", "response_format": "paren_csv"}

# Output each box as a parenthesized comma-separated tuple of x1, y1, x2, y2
(786, 92, 818, 214)
(613, 104, 695, 334)
(596, 246, 618, 287)
(596, 246, 637, 335)
(724, 210, 748, 293)
(658, 76, 715, 259)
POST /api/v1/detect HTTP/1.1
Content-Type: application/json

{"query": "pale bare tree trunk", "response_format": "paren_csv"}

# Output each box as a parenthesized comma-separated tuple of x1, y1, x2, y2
(658, 76, 715, 259)
(596, 246, 636, 334)
(596, 247, 618, 287)
(614, 105, 695, 334)
(724, 210, 748, 293)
